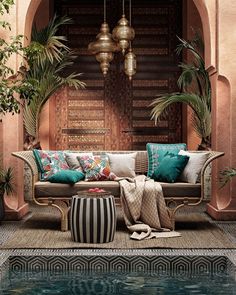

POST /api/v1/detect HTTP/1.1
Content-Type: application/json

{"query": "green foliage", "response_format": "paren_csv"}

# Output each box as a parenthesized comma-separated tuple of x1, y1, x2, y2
(0, 152, 14, 197)
(23, 15, 86, 140)
(0, 166, 14, 196)
(0, 0, 37, 115)
(0, 0, 15, 14)
(220, 168, 236, 188)
(150, 33, 211, 149)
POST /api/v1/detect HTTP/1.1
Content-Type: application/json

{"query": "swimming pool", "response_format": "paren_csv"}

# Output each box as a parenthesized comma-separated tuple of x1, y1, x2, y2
(0, 252, 235, 294)
(1, 269, 236, 295)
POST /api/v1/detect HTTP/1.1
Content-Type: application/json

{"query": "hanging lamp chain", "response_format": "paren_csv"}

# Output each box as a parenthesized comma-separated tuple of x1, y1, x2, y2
(104, 0, 106, 22)
(129, 0, 132, 49)
(122, 0, 125, 15)
(129, 0, 131, 26)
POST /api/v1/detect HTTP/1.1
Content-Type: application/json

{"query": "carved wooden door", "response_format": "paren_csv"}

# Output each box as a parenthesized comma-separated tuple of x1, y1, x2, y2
(54, 0, 182, 151)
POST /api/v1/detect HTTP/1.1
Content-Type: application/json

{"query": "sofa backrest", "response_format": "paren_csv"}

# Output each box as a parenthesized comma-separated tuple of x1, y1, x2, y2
(92, 151, 148, 174)
(12, 150, 224, 182)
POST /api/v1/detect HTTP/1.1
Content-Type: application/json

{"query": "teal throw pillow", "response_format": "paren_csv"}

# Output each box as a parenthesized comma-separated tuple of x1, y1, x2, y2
(152, 152, 189, 183)
(47, 170, 85, 184)
(146, 143, 187, 178)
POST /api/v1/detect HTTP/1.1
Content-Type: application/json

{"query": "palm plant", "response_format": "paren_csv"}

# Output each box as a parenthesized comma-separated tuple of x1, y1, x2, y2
(0, 166, 14, 220)
(23, 15, 86, 149)
(150, 33, 211, 150)
(220, 168, 236, 188)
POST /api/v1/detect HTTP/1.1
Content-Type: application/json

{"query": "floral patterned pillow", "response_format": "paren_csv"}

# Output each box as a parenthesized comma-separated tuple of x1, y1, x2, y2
(33, 150, 69, 180)
(78, 154, 116, 181)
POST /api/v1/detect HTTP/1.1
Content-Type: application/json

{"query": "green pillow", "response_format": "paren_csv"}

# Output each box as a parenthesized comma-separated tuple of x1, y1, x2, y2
(152, 152, 189, 183)
(47, 170, 85, 184)
(146, 143, 187, 178)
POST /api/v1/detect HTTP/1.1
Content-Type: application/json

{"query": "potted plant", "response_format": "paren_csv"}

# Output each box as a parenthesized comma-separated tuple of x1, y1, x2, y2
(0, 166, 14, 221)
(150, 33, 211, 150)
(22, 15, 86, 150)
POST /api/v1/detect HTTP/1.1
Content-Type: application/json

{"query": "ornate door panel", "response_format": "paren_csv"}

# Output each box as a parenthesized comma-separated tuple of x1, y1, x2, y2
(54, 0, 182, 151)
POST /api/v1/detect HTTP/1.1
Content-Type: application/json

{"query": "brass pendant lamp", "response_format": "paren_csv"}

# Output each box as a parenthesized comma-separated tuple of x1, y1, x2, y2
(112, 0, 135, 55)
(124, 46, 136, 80)
(124, 0, 136, 80)
(88, 0, 118, 76)
(88, 0, 136, 79)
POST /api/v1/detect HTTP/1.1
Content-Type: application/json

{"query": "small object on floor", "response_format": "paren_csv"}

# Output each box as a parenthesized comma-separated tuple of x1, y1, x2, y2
(70, 192, 116, 243)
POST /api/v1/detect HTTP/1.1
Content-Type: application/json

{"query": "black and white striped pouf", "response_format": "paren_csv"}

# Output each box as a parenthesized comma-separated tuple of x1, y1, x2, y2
(70, 194, 116, 243)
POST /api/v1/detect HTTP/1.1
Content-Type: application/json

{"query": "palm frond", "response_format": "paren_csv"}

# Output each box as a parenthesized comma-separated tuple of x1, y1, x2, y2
(149, 33, 212, 148)
(177, 63, 197, 91)
(150, 93, 211, 140)
(23, 98, 38, 137)
(176, 34, 211, 97)
(0, 167, 14, 195)
(176, 36, 204, 67)
(23, 14, 85, 144)
(219, 168, 236, 188)
(30, 15, 72, 65)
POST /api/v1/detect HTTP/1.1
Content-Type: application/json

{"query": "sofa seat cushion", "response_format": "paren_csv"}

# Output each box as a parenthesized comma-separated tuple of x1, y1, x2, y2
(35, 180, 200, 200)
(35, 181, 120, 198)
(160, 182, 201, 198)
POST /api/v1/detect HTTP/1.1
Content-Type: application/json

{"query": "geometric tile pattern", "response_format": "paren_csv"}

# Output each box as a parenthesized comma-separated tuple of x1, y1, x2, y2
(227, 259, 236, 280)
(8, 255, 229, 274)
(0, 259, 9, 282)
(0, 249, 235, 285)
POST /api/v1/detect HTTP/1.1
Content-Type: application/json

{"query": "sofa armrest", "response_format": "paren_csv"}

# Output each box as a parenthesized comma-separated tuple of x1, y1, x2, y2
(200, 151, 224, 179)
(200, 151, 224, 202)
(12, 151, 39, 183)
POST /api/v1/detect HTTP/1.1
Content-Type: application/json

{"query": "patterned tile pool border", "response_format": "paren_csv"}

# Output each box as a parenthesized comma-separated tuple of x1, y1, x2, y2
(0, 249, 236, 280)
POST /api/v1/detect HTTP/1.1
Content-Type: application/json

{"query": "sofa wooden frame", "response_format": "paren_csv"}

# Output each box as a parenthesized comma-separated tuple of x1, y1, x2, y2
(12, 150, 224, 231)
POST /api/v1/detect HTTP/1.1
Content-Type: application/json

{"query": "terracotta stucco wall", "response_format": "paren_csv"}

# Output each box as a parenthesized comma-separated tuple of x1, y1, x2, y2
(193, 0, 236, 219)
(0, 0, 42, 218)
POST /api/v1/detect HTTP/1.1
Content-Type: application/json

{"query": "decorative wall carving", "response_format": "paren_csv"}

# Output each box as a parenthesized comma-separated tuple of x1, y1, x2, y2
(54, 0, 182, 151)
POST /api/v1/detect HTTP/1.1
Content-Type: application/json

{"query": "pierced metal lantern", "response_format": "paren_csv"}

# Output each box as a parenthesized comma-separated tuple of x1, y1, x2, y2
(124, 48, 137, 80)
(112, 14, 135, 55)
(88, 22, 118, 76)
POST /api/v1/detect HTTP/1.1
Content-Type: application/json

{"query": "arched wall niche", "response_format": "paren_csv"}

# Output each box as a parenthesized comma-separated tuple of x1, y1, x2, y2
(193, 0, 236, 220)
(192, 0, 216, 72)
(183, 0, 204, 149)
(23, 0, 42, 46)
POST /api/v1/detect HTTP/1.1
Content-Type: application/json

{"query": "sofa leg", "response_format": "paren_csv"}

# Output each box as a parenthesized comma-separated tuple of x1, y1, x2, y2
(51, 200, 70, 232)
(168, 208, 176, 231)
(61, 215, 68, 232)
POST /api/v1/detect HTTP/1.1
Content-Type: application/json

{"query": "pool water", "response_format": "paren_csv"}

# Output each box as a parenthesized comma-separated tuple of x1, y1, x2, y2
(0, 270, 235, 295)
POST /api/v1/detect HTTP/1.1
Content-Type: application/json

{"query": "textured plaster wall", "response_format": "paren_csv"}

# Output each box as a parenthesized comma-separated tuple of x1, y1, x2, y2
(193, 0, 236, 218)
(0, 0, 42, 218)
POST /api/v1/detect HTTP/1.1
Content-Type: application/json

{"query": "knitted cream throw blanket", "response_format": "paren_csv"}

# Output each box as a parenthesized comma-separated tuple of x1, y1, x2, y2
(119, 175, 181, 240)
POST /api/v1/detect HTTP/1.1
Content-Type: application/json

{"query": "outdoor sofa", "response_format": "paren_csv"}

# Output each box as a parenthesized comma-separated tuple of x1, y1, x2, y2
(12, 150, 224, 231)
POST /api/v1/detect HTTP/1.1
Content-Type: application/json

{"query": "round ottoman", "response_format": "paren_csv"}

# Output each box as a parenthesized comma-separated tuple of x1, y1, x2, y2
(70, 192, 116, 243)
